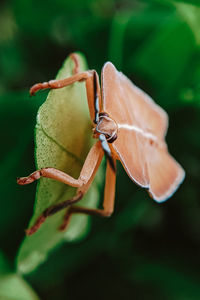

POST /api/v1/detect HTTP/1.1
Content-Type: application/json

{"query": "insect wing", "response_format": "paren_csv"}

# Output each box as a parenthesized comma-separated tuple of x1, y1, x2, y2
(146, 143, 185, 202)
(101, 62, 184, 199)
(101, 62, 152, 187)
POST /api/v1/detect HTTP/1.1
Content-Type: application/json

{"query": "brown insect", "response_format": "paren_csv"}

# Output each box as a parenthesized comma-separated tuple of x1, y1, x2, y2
(17, 53, 185, 235)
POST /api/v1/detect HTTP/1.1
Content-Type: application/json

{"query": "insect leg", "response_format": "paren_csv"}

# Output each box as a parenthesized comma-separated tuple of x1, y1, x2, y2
(17, 141, 103, 186)
(30, 63, 101, 125)
(26, 192, 83, 235)
(69, 53, 81, 74)
(60, 158, 116, 231)
(24, 142, 103, 235)
(30, 71, 91, 96)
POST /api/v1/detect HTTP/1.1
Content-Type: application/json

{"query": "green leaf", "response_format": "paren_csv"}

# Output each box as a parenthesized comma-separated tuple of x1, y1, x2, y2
(151, 0, 200, 8)
(170, 0, 200, 7)
(17, 53, 103, 274)
(0, 275, 40, 300)
(175, 2, 200, 45)
(131, 12, 195, 107)
(0, 251, 40, 300)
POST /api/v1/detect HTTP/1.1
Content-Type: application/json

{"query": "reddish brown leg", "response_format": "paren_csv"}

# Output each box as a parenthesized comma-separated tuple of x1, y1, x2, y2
(30, 71, 91, 96)
(23, 142, 104, 235)
(22, 53, 103, 235)
(59, 158, 116, 231)
(69, 53, 80, 74)
(17, 142, 102, 187)
(30, 53, 82, 95)
(29, 54, 101, 122)
(26, 192, 83, 235)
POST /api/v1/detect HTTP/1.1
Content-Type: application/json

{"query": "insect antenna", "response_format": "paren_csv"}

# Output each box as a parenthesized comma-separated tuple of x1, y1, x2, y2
(99, 134, 116, 172)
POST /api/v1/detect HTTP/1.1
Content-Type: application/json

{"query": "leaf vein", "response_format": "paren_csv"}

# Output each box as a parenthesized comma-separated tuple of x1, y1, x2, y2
(38, 125, 83, 165)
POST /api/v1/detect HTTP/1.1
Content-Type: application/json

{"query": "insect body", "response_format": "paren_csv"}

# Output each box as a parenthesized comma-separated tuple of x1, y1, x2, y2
(17, 53, 185, 235)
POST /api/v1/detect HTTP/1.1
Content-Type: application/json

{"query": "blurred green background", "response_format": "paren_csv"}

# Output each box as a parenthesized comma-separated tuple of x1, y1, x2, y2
(0, 0, 200, 299)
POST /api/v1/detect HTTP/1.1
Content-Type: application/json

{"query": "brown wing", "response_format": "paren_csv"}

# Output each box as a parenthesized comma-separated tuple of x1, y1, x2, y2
(146, 143, 185, 202)
(101, 62, 185, 199)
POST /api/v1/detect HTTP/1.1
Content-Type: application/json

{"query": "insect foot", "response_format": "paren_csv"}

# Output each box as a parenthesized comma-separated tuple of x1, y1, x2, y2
(17, 170, 41, 185)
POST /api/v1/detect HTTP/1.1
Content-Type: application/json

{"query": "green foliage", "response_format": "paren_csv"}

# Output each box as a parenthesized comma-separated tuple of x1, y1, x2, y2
(17, 53, 103, 274)
(0, 0, 200, 299)
(0, 251, 40, 300)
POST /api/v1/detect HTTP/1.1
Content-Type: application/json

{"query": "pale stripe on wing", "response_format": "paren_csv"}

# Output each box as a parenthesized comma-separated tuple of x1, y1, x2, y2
(118, 123, 158, 142)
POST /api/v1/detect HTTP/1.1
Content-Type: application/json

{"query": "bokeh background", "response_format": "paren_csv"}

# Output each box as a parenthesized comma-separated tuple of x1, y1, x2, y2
(0, 0, 200, 299)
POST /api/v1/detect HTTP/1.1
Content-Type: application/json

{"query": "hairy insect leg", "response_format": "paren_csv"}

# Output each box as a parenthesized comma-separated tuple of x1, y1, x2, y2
(24, 142, 104, 235)
(59, 158, 116, 231)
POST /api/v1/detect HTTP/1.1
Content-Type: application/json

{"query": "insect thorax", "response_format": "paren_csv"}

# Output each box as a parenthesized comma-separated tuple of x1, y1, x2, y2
(94, 113, 118, 143)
